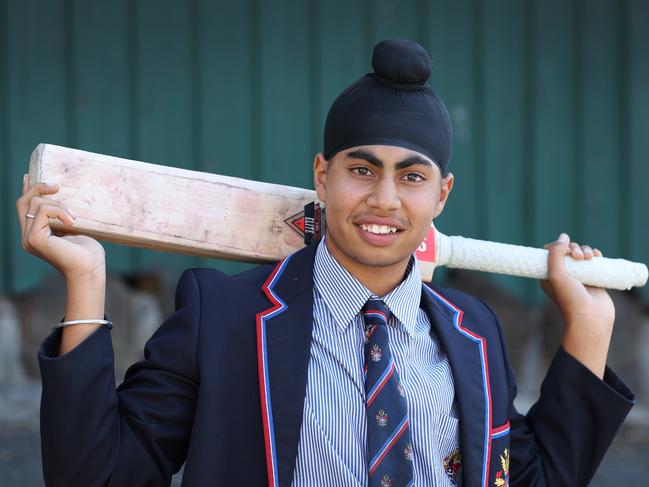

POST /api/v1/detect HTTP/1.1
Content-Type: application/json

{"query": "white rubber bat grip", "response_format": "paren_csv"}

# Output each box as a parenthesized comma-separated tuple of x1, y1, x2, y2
(436, 234, 648, 291)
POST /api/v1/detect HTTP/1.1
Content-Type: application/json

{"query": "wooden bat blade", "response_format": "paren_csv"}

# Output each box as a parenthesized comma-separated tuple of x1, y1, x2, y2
(29, 144, 323, 263)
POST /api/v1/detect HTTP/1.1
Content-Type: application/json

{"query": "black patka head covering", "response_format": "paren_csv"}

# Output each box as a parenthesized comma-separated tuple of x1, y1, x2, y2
(323, 38, 453, 175)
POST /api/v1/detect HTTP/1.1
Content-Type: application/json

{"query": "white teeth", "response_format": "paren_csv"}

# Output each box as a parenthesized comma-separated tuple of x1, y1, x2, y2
(360, 224, 398, 234)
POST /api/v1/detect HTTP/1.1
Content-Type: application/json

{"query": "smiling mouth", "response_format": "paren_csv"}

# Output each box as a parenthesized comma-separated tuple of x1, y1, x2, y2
(359, 223, 399, 235)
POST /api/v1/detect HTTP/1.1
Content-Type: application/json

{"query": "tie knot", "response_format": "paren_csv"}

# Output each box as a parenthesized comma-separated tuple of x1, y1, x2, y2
(362, 299, 392, 326)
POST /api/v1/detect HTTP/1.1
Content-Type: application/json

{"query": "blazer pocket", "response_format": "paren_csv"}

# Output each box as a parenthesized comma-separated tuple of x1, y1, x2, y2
(491, 419, 510, 439)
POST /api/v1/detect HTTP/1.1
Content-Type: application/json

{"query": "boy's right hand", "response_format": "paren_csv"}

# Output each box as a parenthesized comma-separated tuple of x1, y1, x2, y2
(16, 174, 106, 280)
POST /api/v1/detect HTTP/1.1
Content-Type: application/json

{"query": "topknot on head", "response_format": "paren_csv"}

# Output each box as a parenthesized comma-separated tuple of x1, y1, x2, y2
(371, 38, 433, 86)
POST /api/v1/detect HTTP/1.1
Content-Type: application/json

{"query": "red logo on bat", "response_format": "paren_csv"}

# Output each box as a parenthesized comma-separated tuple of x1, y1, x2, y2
(284, 202, 324, 244)
(284, 211, 307, 237)
(416, 225, 437, 263)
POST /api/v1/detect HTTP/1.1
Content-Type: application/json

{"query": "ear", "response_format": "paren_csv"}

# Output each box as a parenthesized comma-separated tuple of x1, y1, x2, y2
(433, 172, 454, 218)
(313, 152, 329, 202)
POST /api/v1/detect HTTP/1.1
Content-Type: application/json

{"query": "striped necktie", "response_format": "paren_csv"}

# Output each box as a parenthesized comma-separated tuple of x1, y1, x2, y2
(363, 299, 414, 487)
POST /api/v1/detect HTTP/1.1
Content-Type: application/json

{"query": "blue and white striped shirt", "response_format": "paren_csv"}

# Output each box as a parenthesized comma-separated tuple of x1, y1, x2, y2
(292, 239, 462, 486)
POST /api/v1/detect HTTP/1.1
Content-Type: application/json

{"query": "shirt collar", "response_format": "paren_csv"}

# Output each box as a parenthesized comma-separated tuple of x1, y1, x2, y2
(313, 238, 422, 336)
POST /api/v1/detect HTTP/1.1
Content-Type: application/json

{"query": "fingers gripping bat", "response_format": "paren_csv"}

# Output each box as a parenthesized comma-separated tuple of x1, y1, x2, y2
(28, 144, 648, 291)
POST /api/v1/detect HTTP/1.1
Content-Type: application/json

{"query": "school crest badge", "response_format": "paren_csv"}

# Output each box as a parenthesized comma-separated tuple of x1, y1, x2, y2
(404, 442, 413, 461)
(494, 448, 510, 487)
(380, 474, 392, 487)
(376, 409, 389, 427)
(370, 344, 382, 362)
(444, 448, 461, 485)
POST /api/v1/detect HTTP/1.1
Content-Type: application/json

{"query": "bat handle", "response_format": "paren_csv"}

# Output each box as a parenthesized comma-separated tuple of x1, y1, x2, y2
(436, 234, 648, 290)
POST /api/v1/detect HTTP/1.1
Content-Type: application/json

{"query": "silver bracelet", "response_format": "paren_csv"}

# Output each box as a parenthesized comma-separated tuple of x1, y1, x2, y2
(52, 319, 113, 331)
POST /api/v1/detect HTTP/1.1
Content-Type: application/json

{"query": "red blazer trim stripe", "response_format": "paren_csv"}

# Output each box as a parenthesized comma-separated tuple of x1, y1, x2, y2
(256, 257, 291, 487)
(424, 286, 493, 487)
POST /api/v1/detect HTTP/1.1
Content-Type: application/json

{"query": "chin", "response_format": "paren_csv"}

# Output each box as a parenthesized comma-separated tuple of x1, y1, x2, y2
(346, 247, 412, 269)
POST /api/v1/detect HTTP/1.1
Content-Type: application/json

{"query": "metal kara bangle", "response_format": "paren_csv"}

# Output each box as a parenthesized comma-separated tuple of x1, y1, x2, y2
(52, 319, 113, 331)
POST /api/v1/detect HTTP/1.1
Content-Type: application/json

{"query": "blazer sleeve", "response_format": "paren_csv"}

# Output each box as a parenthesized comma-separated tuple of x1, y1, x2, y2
(486, 302, 637, 486)
(38, 268, 202, 487)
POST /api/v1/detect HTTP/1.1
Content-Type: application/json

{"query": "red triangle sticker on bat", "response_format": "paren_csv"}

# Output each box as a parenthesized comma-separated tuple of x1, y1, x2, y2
(294, 217, 305, 232)
(284, 211, 307, 238)
(284, 202, 324, 245)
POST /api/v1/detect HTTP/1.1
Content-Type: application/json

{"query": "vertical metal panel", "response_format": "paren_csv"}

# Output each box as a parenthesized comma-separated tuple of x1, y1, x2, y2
(478, 0, 531, 294)
(578, 0, 623, 254)
(481, 0, 527, 244)
(256, 0, 314, 189)
(367, 0, 419, 45)
(6, 0, 69, 294)
(0, 0, 8, 295)
(316, 0, 366, 131)
(628, 0, 649, 290)
(199, 0, 255, 179)
(1, 0, 648, 300)
(530, 0, 577, 243)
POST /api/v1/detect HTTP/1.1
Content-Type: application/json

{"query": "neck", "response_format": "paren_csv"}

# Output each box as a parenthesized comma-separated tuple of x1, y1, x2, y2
(324, 239, 411, 297)
(363, 270, 408, 297)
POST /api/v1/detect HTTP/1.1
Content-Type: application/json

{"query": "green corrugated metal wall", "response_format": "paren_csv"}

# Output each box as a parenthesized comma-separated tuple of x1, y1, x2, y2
(1, 0, 648, 301)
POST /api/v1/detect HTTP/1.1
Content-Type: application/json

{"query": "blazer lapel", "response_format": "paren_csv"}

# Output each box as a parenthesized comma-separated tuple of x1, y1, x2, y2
(256, 244, 317, 487)
(421, 285, 492, 487)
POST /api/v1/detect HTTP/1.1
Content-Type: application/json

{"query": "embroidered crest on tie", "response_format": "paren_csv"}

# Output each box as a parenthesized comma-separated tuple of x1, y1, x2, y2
(363, 299, 415, 487)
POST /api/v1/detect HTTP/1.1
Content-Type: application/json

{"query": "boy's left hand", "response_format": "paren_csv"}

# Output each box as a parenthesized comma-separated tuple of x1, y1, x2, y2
(541, 233, 615, 379)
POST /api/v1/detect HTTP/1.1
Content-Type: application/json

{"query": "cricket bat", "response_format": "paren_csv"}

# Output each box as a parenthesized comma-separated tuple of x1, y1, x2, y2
(28, 144, 648, 291)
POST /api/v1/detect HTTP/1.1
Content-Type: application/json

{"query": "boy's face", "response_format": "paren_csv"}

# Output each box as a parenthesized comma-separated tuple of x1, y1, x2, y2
(314, 145, 453, 278)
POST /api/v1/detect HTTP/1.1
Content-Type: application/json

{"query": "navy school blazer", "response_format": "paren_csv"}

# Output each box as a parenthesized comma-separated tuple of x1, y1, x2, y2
(38, 242, 634, 487)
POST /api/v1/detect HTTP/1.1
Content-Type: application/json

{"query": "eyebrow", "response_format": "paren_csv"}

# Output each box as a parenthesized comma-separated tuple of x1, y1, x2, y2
(346, 149, 433, 170)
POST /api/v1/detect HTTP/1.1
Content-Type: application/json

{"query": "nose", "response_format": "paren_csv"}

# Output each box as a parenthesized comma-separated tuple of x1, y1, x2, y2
(366, 176, 401, 211)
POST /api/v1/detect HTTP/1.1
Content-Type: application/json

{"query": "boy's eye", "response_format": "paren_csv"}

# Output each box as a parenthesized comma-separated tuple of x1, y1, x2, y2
(351, 167, 372, 176)
(403, 173, 425, 182)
